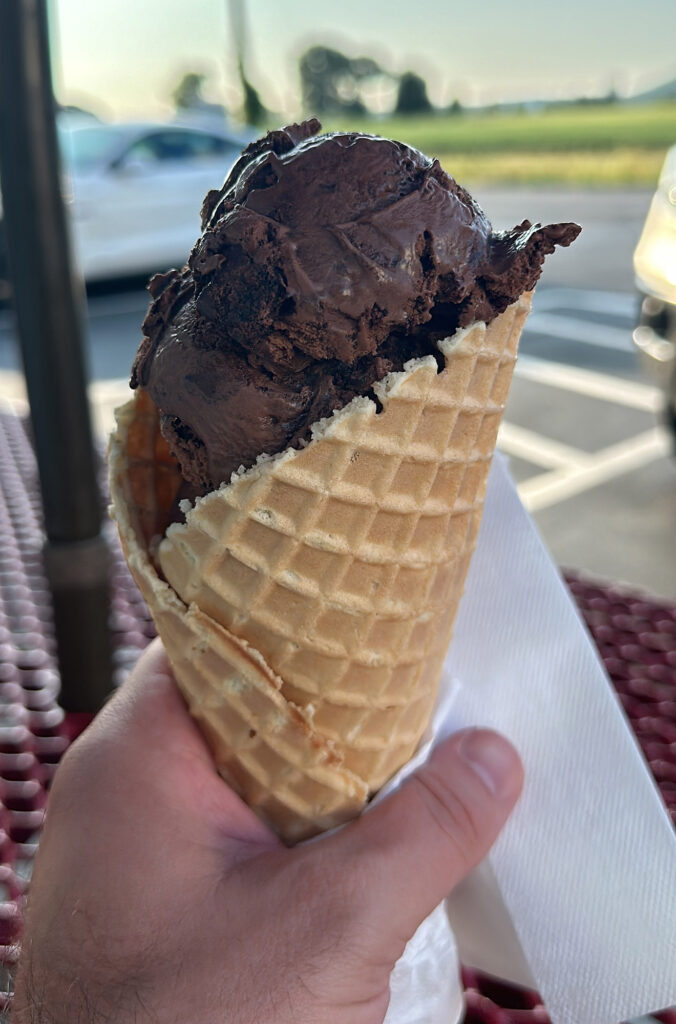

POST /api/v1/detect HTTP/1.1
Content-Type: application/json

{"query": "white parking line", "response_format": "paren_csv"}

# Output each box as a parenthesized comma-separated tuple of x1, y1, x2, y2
(514, 356, 663, 412)
(0, 370, 26, 405)
(91, 378, 131, 399)
(89, 379, 132, 438)
(524, 311, 635, 352)
(498, 422, 587, 470)
(0, 372, 131, 439)
(518, 427, 671, 512)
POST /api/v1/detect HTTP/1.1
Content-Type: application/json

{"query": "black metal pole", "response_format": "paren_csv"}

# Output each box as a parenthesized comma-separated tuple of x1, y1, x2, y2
(0, 0, 113, 711)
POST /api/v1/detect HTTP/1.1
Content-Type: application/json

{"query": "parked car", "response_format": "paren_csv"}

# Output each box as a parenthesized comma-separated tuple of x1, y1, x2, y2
(0, 119, 251, 292)
(632, 144, 676, 443)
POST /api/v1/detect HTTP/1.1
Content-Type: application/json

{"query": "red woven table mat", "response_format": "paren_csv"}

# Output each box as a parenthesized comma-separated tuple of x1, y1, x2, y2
(0, 409, 674, 1021)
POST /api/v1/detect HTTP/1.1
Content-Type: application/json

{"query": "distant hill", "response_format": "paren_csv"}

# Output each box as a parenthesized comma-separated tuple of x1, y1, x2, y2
(628, 77, 676, 103)
(461, 75, 676, 115)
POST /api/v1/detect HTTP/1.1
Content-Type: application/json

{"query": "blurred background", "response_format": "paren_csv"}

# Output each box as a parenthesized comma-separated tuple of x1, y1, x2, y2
(1, 0, 675, 597)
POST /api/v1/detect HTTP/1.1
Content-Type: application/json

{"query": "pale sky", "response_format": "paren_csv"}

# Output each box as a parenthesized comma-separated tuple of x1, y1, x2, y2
(51, 0, 676, 122)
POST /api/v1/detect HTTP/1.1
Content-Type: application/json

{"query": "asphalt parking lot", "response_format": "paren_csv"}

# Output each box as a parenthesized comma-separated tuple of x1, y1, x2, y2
(0, 188, 673, 599)
(506, 287, 673, 598)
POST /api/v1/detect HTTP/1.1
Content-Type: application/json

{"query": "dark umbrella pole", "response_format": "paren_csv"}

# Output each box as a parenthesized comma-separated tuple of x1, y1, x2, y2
(0, 0, 113, 710)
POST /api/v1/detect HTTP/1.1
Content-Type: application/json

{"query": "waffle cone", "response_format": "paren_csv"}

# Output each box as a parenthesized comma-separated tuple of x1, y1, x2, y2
(109, 293, 531, 842)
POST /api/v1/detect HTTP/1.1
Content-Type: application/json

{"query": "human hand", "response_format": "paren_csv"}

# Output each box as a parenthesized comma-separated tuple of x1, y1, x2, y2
(12, 638, 523, 1024)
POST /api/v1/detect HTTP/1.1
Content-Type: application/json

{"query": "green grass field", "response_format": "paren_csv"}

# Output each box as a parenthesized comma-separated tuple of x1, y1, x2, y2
(324, 101, 675, 185)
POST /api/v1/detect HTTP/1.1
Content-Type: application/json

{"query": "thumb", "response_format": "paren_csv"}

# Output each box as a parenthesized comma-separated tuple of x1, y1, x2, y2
(328, 728, 523, 956)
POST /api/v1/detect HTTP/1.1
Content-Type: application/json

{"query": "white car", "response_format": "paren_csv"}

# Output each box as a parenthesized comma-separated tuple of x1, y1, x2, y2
(60, 121, 252, 280)
(0, 120, 250, 290)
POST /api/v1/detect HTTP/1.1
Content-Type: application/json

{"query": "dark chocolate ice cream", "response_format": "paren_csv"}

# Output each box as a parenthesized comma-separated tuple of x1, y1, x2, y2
(131, 118, 579, 492)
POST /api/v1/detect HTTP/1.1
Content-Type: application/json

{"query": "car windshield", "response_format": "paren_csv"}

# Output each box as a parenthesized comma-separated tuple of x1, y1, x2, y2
(58, 125, 124, 172)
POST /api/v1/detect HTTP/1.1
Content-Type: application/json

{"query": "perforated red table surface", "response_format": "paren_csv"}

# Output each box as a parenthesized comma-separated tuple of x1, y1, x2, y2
(0, 408, 674, 1021)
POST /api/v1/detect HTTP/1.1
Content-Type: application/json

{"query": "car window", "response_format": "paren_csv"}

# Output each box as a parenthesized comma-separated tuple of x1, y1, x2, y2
(124, 131, 237, 165)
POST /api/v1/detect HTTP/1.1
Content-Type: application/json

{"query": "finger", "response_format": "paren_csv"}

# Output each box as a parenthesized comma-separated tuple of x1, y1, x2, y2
(326, 728, 523, 951)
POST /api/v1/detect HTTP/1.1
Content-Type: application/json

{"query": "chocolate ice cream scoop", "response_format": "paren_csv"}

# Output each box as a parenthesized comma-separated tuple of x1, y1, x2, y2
(131, 119, 579, 492)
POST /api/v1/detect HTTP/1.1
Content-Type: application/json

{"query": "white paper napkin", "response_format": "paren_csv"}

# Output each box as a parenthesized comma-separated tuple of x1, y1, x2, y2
(386, 902, 462, 1024)
(382, 454, 676, 1024)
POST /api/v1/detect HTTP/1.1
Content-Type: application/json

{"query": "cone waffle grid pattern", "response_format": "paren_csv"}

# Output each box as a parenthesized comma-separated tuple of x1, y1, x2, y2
(158, 296, 531, 788)
(157, 602, 368, 844)
(110, 395, 368, 843)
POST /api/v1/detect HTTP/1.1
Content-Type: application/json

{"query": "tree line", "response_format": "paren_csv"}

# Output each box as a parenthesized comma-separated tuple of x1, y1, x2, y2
(172, 44, 452, 126)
